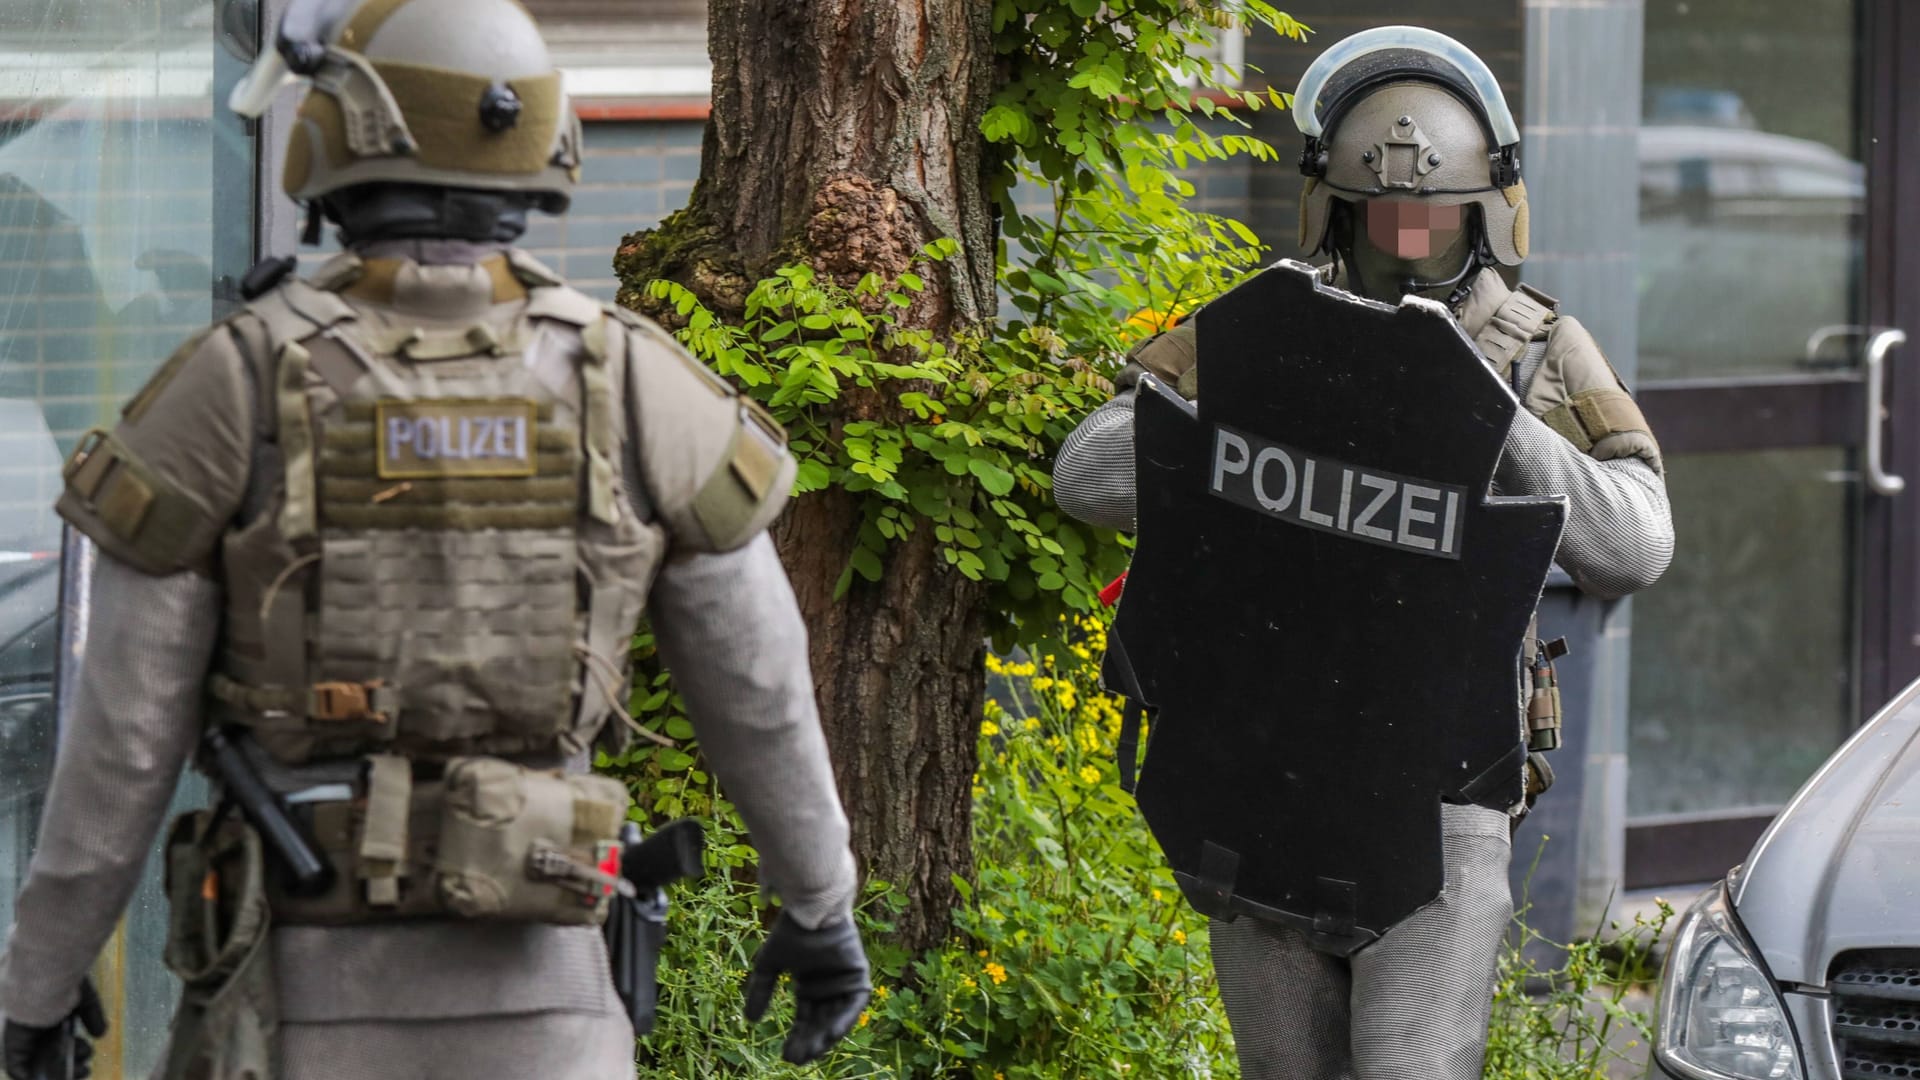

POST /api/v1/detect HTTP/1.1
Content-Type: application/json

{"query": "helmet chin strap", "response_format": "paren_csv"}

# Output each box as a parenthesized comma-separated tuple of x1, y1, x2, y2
(1400, 245, 1484, 308)
(1328, 202, 1491, 308)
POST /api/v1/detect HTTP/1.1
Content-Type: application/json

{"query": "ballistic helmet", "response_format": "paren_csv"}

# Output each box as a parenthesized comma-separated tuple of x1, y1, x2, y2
(231, 0, 582, 215)
(1294, 27, 1528, 267)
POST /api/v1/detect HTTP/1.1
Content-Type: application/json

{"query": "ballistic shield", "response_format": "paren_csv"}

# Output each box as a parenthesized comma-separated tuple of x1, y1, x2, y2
(1106, 260, 1565, 954)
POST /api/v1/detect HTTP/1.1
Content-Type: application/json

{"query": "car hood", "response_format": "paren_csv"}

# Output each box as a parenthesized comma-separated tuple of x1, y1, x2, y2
(1731, 678, 1920, 987)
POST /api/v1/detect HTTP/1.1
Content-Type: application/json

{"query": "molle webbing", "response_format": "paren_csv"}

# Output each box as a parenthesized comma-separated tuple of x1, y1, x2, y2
(317, 401, 580, 531)
(1472, 284, 1557, 376)
(277, 341, 320, 543)
(578, 315, 621, 524)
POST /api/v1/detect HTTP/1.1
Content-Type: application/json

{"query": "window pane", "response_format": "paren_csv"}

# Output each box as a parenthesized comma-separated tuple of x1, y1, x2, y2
(1628, 448, 1856, 815)
(0, 2, 239, 1072)
(1636, 0, 1864, 381)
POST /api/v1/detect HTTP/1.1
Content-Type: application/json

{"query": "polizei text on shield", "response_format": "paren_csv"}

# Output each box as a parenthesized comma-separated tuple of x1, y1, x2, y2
(1209, 424, 1465, 559)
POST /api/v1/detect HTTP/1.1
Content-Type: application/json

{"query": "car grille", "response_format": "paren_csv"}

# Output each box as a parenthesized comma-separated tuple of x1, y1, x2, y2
(1831, 950, 1920, 1079)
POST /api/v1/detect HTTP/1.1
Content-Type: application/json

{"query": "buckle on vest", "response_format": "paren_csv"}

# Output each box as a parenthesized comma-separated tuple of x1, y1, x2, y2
(310, 680, 391, 723)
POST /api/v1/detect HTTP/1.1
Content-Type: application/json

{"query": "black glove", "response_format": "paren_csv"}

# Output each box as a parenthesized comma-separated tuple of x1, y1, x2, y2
(742, 912, 871, 1065)
(3, 978, 107, 1080)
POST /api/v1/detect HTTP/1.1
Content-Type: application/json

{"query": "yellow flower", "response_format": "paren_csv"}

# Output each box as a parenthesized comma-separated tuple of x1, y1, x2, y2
(1031, 676, 1054, 692)
(1024, 717, 1041, 731)
(1078, 765, 1101, 785)
(1151, 888, 1164, 902)
(977, 949, 989, 958)
(980, 719, 1001, 737)
(1172, 929, 1187, 945)
(858, 1010, 872, 1028)
(1046, 735, 1066, 753)
(984, 962, 1008, 985)
(961, 975, 977, 989)
(874, 985, 890, 1001)
(1056, 685, 1078, 710)
(985, 654, 1005, 675)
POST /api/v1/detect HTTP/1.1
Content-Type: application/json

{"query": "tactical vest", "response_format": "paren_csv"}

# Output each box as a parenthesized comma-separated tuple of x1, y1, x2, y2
(205, 253, 661, 767)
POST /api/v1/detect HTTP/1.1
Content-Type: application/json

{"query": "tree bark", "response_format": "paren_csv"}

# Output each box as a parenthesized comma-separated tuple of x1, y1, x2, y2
(614, 0, 997, 950)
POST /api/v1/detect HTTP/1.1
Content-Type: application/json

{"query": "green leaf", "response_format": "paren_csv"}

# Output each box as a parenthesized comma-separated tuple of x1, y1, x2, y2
(968, 458, 1017, 495)
(849, 546, 884, 582)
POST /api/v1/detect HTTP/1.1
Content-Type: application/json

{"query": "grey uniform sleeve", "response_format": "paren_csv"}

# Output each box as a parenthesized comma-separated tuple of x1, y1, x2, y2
(645, 535, 858, 929)
(1053, 391, 1139, 533)
(0, 555, 217, 1026)
(1495, 408, 1674, 600)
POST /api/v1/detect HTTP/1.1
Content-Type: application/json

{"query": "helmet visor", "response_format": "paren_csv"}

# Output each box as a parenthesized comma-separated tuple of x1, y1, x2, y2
(228, 0, 362, 118)
(1293, 26, 1519, 148)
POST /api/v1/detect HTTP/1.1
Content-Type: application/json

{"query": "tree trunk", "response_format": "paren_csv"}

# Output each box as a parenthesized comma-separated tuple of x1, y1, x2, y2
(614, 0, 997, 950)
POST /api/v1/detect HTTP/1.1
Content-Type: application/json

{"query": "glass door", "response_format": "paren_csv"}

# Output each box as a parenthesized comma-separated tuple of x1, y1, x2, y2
(0, 0, 257, 1072)
(1625, 0, 1918, 887)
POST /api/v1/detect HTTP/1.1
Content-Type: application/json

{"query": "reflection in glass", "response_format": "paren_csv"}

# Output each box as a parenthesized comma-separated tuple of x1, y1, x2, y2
(0, 1, 234, 1072)
(1628, 449, 1855, 815)
(1636, 0, 1864, 381)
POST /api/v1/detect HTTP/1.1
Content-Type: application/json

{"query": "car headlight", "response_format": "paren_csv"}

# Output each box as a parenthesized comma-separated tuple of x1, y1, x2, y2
(1655, 880, 1803, 1080)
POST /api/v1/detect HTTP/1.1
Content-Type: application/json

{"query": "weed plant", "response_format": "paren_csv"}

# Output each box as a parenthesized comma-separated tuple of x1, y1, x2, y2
(616, 615, 1668, 1078)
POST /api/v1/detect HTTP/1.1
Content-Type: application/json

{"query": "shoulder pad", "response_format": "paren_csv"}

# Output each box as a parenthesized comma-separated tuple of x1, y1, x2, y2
(56, 324, 256, 575)
(1529, 316, 1663, 474)
(611, 304, 738, 399)
(690, 397, 795, 550)
(624, 320, 794, 551)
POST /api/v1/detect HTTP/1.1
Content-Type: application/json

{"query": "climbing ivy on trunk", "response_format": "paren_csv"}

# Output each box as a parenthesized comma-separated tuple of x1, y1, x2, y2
(613, 0, 1306, 952)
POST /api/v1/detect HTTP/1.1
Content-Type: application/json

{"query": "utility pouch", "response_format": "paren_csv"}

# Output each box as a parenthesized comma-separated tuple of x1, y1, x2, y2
(1527, 637, 1568, 753)
(160, 811, 280, 1080)
(435, 757, 629, 924)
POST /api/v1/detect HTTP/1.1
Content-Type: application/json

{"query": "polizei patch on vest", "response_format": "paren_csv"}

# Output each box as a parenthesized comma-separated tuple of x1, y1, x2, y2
(375, 399, 538, 479)
(1208, 424, 1465, 559)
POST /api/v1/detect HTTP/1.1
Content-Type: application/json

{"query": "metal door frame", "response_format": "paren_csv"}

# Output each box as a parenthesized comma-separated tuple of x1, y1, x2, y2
(1622, 0, 1918, 889)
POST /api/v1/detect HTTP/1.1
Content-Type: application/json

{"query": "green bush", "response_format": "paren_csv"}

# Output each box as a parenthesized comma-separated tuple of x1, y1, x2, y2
(631, 613, 1230, 1078)
(1484, 870, 1673, 1080)
(626, 619, 1668, 1079)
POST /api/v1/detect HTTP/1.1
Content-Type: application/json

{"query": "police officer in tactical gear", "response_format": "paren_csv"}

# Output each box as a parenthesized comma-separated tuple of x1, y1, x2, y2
(1053, 27, 1674, 1080)
(0, 1, 869, 1076)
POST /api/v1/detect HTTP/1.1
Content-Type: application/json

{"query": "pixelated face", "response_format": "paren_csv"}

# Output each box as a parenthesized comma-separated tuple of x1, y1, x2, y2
(1362, 199, 1463, 260)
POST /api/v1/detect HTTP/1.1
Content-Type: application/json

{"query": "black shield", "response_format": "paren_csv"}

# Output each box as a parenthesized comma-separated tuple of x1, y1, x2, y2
(1108, 260, 1565, 952)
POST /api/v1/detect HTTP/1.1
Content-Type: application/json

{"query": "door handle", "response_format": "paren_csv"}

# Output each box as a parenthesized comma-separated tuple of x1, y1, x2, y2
(1865, 328, 1906, 497)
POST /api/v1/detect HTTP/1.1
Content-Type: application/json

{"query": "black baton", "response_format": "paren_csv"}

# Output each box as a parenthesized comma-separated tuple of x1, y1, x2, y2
(202, 726, 335, 896)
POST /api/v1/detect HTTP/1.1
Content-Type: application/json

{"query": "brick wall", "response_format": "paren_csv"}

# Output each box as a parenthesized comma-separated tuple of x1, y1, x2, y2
(524, 119, 703, 299)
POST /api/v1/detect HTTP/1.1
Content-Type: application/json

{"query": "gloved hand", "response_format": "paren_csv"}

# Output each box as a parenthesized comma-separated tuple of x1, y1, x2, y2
(3, 978, 107, 1080)
(743, 911, 871, 1065)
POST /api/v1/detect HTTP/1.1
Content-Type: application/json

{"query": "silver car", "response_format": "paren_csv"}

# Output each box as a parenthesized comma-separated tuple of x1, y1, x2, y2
(1649, 679, 1920, 1080)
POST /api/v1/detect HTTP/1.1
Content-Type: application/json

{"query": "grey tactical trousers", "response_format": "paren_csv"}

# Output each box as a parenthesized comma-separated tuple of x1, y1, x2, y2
(1210, 803, 1513, 1080)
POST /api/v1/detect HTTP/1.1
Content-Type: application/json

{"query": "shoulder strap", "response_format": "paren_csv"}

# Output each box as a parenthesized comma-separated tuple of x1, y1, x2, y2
(1531, 316, 1665, 474)
(1472, 281, 1559, 378)
(241, 277, 358, 546)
